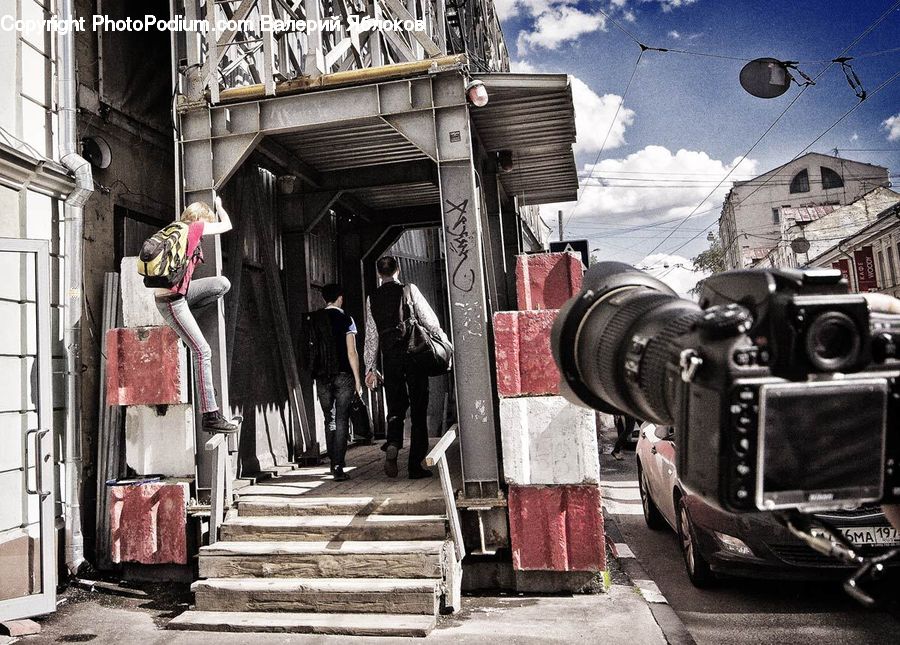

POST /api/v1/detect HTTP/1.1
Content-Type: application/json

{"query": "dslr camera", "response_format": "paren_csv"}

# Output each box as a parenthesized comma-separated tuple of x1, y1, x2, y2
(552, 262, 900, 514)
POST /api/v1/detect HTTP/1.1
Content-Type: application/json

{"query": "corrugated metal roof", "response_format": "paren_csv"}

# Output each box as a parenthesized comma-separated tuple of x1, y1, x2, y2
(782, 204, 837, 222)
(471, 73, 579, 205)
(271, 118, 429, 173)
(265, 73, 578, 210)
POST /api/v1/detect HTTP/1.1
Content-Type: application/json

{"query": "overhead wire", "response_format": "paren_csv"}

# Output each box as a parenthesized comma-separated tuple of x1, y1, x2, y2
(561, 49, 645, 234)
(667, 66, 900, 255)
(643, 0, 900, 257)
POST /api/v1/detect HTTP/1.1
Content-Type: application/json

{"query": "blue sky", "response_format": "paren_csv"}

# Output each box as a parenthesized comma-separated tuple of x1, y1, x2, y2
(498, 0, 900, 267)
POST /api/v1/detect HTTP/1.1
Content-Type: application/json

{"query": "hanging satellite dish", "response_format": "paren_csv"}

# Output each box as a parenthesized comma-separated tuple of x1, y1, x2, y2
(791, 237, 811, 254)
(740, 58, 792, 99)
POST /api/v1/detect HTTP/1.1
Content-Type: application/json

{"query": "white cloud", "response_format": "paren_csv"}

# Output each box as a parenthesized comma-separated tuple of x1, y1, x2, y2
(638, 253, 706, 297)
(540, 146, 759, 258)
(509, 59, 538, 73)
(883, 113, 900, 142)
(569, 145, 758, 221)
(493, 0, 520, 20)
(516, 6, 606, 51)
(570, 77, 636, 154)
(668, 30, 681, 39)
(647, 0, 699, 11)
(850, 132, 860, 142)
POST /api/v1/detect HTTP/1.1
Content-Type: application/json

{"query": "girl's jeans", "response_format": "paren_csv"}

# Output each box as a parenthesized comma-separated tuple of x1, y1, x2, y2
(155, 276, 231, 414)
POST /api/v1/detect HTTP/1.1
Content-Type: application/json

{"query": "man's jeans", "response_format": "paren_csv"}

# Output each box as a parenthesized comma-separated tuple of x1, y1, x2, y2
(383, 355, 430, 474)
(156, 276, 230, 414)
(316, 372, 356, 469)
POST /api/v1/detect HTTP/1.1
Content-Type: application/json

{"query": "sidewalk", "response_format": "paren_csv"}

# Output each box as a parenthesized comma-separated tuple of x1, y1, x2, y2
(6, 563, 668, 645)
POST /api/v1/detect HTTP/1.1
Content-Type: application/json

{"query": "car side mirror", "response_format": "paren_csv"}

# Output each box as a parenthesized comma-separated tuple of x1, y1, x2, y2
(654, 425, 674, 441)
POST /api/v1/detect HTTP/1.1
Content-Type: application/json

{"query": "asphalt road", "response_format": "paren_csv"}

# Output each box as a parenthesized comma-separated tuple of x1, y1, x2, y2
(598, 425, 900, 645)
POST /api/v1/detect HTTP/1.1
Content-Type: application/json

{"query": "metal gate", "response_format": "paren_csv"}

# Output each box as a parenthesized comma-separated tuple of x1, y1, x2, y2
(0, 238, 56, 621)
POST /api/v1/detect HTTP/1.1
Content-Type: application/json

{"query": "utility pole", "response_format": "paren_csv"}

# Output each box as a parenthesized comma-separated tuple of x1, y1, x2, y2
(558, 210, 564, 242)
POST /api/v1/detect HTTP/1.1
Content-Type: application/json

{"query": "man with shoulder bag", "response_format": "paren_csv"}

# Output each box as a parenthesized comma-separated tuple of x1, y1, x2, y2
(364, 256, 452, 479)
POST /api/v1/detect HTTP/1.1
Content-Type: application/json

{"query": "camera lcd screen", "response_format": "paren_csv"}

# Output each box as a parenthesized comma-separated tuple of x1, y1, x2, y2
(757, 379, 887, 510)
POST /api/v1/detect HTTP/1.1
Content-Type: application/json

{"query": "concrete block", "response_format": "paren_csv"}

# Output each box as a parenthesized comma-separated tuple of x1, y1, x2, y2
(493, 310, 560, 397)
(516, 252, 583, 311)
(0, 619, 41, 637)
(125, 405, 196, 477)
(106, 326, 188, 406)
(508, 485, 605, 572)
(121, 256, 166, 327)
(500, 396, 599, 485)
(109, 481, 189, 565)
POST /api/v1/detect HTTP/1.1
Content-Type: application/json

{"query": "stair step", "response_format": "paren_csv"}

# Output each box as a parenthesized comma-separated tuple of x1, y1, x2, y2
(237, 495, 446, 517)
(167, 610, 435, 637)
(199, 540, 445, 579)
(192, 577, 439, 615)
(220, 515, 447, 542)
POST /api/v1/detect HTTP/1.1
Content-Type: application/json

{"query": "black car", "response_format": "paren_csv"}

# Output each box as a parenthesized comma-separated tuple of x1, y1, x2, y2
(636, 421, 900, 587)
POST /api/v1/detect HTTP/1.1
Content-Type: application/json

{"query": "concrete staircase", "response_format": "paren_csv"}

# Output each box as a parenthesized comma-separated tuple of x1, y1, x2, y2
(168, 492, 458, 637)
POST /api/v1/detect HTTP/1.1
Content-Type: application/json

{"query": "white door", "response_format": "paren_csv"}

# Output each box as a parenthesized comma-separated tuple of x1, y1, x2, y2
(0, 238, 56, 621)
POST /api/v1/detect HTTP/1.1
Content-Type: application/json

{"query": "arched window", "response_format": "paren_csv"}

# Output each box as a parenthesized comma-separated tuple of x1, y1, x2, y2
(821, 166, 844, 189)
(789, 169, 810, 193)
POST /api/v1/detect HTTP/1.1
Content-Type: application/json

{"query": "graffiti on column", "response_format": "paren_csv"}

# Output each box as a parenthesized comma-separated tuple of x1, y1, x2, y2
(445, 198, 475, 293)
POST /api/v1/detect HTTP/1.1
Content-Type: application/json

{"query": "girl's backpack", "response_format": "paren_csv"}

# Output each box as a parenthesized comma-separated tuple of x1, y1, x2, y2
(136, 222, 198, 288)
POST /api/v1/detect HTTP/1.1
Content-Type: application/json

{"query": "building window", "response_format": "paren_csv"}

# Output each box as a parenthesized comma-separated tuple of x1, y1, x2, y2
(772, 208, 780, 224)
(888, 246, 897, 287)
(820, 167, 844, 189)
(878, 250, 887, 287)
(789, 169, 810, 193)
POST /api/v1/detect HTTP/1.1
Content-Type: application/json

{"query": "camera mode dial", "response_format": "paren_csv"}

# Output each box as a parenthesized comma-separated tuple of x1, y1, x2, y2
(696, 303, 753, 338)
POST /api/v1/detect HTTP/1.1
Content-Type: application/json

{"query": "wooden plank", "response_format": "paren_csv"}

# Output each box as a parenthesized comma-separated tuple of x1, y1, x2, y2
(251, 174, 315, 458)
(424, 427, 457, 466)
(166, 611, 436, 636)
(206, 434, 227, 545)
(95, 272, 123, 568)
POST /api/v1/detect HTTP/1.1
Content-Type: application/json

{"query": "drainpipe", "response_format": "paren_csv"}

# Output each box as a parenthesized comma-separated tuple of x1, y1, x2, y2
(58, 0, 94, 575)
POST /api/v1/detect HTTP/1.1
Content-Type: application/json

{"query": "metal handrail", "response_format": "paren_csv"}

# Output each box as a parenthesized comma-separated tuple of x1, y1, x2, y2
(425, 425, 464, 560)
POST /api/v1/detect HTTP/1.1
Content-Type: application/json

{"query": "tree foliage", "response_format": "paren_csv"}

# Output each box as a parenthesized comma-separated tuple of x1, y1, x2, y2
(692, 234, 726, 275)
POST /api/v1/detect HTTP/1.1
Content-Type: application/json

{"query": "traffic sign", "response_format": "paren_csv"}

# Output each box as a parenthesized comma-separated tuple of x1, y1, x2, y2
(549, 239, 589, 267)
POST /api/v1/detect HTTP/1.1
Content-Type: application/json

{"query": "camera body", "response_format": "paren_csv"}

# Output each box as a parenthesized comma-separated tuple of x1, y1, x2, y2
(552, 263, 900, 513)
(676, 270, 900, 513)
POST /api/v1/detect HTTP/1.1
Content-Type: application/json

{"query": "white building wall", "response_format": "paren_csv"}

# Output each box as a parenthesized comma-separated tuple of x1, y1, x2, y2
(719, 153, 890, 269)
(0, 0, 68, 600)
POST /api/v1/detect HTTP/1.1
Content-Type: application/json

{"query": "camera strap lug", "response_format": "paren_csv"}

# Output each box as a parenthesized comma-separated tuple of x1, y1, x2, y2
(679, 349, 703, 383)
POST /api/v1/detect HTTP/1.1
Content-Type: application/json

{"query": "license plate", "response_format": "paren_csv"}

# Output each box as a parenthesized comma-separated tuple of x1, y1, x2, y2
(812, 526, 900, 546)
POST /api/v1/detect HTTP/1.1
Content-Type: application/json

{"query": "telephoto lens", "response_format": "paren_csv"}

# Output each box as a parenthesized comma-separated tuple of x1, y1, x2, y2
(551, 262, 704, 425)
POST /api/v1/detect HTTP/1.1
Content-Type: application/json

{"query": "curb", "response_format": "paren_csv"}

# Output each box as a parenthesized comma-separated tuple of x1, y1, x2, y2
(604, 512, 696, 645)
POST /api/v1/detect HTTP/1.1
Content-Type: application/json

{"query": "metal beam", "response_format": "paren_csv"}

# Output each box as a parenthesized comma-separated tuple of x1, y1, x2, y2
(433, 95, 500, 490)
(302, 190, 343, 233)
(318, 160, 436, 190)
(257, 138, 323, 187)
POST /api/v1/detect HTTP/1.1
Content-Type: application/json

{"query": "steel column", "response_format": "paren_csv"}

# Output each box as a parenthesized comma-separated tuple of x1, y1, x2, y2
(433, 89, 500, 490)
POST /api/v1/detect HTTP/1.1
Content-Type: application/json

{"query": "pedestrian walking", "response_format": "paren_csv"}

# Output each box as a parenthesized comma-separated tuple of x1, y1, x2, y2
(364, 256, 450, 479)
(306, 283, 363, 481)
(612, 414, 638, 460)
(148, 198, 237, 435)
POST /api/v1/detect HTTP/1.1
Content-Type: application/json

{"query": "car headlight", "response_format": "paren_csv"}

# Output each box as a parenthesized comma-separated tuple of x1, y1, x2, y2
(714, 531, 754, 557)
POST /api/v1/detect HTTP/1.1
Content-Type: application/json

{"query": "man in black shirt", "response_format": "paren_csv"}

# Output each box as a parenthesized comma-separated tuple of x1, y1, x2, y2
(364, 257, 449, 479)
(308, 283, 362, 481)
